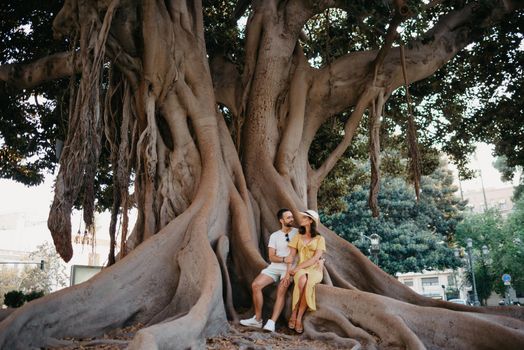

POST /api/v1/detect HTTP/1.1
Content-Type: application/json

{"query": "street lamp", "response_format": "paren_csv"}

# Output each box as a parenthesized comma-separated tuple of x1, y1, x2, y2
(466, 238, 480, 306)
(361, 233, 381, 265)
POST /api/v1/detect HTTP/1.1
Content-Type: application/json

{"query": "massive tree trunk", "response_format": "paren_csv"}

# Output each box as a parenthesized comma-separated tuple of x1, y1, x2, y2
(1, 0, 524, 349)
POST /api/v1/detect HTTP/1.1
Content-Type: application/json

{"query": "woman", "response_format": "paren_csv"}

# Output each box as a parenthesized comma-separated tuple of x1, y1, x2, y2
(287, 209, 326, 334)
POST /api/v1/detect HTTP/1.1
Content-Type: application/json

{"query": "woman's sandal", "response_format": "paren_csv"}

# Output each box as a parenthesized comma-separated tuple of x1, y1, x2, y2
(295, 321, 304, 334)
(288, 318, 296, 330)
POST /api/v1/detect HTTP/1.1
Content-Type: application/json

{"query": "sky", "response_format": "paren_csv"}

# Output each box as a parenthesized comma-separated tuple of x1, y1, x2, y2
(448, 143, 518, 192)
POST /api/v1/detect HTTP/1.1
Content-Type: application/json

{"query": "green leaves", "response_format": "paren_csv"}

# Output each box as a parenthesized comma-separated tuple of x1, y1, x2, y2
(0, 1, 68, 186)
(455, 199, 524, 300)
(322, 160, 464, 275)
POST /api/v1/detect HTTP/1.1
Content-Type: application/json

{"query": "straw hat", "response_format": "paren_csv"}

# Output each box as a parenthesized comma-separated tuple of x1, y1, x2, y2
(301, 209, 320, 225)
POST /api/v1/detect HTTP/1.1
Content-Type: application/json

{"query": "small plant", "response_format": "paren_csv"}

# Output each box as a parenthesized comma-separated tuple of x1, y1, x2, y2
(3, 290, 45, 308)
(24, 290, 45, 302)
(4, 291, 25, 308)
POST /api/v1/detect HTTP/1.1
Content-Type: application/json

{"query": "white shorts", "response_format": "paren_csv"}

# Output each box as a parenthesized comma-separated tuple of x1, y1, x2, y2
(261, 263, 288, 282)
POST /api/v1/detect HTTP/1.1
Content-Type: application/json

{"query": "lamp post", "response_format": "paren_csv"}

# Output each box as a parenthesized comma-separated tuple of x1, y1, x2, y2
(466, 238, 480, 306)
(361, 233, 381, 266)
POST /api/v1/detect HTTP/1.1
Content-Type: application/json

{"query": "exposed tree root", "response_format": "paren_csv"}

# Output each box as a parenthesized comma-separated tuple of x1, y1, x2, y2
(304, 285, 524, 349)
(0, 212, 194, 349)
(129, 231, 228, 349)
(215, 235, 240, 323)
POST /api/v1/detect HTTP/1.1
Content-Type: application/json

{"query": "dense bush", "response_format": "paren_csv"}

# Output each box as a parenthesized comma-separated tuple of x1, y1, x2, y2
(3, 290, 44, 308)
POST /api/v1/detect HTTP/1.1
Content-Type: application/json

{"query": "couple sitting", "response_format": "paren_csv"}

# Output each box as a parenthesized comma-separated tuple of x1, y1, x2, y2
(240, 208, 326, 334)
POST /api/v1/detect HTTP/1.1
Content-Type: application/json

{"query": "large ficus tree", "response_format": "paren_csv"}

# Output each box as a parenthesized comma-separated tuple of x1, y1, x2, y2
(1, 0, 524, 349)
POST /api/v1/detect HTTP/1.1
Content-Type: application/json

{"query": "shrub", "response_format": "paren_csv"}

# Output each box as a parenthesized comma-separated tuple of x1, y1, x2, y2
(3, 290, 45, 308)
(4, 291, 25, 308)
(24, 290, 45, 302)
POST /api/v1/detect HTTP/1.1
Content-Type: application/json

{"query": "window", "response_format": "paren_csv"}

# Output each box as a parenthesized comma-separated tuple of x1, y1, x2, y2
(404, 279, 414, 287)
(422, 277, 439, 286)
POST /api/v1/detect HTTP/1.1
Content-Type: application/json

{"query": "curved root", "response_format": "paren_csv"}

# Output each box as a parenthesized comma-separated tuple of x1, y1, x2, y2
(129, 230, 228, 349)
(215, 235, 240, 322)
(302, 285, 524, 349)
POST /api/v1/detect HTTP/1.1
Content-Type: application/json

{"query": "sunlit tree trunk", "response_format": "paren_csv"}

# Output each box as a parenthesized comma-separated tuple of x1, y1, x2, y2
(0, 0, 523, 349)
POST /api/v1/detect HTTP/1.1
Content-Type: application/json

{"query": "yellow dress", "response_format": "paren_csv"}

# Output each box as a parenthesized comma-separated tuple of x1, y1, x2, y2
(288, 234, 326, 311)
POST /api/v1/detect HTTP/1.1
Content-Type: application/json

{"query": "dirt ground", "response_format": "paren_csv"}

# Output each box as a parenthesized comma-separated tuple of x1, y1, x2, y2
(46, 321, 343, 349)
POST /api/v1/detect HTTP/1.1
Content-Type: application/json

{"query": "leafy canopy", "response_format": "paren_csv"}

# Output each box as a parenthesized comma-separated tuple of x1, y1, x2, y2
(455, 202, 524, 300)
(0, 1, 523, 213)
(322, 159, 465, 275)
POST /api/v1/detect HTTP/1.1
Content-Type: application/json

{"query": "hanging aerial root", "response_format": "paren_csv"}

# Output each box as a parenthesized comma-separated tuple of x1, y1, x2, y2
(400, 44, 422, 200)
(368, 93, 385, 218)
(48, 0, 119, 261)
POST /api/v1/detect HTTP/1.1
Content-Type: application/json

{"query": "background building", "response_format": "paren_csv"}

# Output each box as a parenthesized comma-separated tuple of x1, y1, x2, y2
(397, 269, 468, 301)
(462, 187, 514, 215)
(0, 209, 116, 292)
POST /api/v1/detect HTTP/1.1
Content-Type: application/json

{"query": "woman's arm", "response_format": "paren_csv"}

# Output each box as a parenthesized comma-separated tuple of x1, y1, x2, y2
(292, 248, 323, 273)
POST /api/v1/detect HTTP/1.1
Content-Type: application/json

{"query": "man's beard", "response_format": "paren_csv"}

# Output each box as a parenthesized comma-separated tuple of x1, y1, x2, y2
(285, 222, 294, 227)
(299, 226, 306, 234)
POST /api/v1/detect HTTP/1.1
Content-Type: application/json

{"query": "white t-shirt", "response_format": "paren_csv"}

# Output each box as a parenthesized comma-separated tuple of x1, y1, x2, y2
(268, 228, 298, 268)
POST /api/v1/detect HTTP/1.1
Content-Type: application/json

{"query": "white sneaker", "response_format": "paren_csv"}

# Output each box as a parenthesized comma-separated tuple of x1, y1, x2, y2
(240, 316, 263, 328)
(263, 319, 275, 332)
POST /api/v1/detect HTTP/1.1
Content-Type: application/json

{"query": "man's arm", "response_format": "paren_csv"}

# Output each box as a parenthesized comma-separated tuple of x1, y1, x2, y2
(280, 247, 297, 287)
(268, 247, 286, 263)
(291, 249, 324, 274)
(284, 248, 296, 264)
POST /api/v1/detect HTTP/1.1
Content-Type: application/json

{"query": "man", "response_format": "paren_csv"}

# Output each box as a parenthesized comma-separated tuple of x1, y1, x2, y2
(240, 208, 297, 332)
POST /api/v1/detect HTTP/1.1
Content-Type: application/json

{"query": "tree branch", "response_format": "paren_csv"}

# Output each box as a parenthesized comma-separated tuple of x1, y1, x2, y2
(310, 86, 382, 186)
(309, 0, 524, 119)
(0, 52, 80, 89)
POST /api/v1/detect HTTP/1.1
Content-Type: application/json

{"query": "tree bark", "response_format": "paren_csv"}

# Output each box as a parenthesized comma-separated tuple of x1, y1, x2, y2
(1, 0, 523, 349)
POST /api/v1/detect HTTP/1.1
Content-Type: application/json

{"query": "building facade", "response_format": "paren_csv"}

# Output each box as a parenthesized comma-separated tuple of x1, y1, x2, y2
(461, 186, 514, 215)
(397, 269, 468, 301)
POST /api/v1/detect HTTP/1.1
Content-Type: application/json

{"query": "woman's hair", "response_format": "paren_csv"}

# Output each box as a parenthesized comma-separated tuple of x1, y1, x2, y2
(298, 220, 318, 237)
(310, 221, 318, 237)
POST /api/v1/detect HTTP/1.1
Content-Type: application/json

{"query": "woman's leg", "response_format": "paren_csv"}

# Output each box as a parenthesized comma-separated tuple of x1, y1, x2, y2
(288, 272, 306, 328)
(295, 274, 308, 332)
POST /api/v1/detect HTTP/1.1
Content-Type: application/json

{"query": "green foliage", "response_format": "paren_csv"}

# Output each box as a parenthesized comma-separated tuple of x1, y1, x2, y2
(24, 289, 44, 302)
(492, 156, 524, 202)
(1, 1, 524, 217)
(302, 3, 524, 181)
(0, 242, 67, 305)
(455, 201, 524, 301)
(322, 160, 464, 275)
(3, 289, 44, 308)
(3, 290, 25, 308)
(0, 1, 70, 185)
(202, 0, 243, 63)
